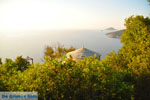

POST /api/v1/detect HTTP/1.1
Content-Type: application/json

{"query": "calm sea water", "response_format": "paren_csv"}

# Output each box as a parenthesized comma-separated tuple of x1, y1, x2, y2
(0, 30, 123, 63)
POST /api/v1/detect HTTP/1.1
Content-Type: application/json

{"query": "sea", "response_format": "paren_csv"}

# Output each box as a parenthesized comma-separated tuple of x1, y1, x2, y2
(0, 30, 123, 63)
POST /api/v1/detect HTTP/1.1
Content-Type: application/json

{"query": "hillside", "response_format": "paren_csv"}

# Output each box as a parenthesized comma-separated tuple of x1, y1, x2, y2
(106, 29, 125, 38)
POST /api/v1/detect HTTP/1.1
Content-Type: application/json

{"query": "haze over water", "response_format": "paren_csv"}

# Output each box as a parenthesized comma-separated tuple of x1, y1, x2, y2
(0, 30, 122, 63)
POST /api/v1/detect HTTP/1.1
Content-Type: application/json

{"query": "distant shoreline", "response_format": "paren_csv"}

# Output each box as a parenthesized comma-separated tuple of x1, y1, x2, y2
(106, 29, 125, 39)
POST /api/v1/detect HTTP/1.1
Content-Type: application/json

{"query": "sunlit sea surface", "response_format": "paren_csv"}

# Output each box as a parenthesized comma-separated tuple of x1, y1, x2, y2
(0, 30, 123, 63)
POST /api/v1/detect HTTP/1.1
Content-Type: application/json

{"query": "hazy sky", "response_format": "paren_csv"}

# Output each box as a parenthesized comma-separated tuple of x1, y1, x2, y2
(0, 0, 149, 32)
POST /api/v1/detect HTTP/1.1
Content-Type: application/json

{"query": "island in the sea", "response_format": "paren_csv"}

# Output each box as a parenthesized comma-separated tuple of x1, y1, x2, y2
(106, 29, 125, 39)
(105, 27, 116, 30)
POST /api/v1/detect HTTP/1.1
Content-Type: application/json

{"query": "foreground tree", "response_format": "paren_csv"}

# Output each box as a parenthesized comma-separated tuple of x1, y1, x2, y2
(120, 16, 150, 100)
(103, 15, 150, 100)
(120, 16, 150, 74)
(15, 56, 30, 71)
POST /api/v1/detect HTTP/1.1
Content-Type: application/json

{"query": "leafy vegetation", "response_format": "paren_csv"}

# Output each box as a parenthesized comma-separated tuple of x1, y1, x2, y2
(0, 56, 134, 100)
(103, 15, 150, 100)
(0, 15, 150, 100)
(44, 43, 75, 59)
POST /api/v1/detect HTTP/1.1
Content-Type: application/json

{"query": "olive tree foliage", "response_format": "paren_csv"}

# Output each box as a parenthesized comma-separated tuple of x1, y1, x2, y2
(44, 43, 75, 59)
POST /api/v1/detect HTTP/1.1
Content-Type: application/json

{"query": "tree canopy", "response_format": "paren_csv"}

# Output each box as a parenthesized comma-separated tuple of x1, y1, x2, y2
(44, 43, 75, 59)
(120, 16, 150, 74)
(103, 15, 150, 100)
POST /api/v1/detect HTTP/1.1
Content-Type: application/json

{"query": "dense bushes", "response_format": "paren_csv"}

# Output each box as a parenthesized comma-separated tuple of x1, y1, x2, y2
(0, 56, 134, 100)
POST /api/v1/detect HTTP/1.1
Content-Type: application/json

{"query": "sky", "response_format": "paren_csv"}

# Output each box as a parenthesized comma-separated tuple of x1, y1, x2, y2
(0, 0, 149, 32)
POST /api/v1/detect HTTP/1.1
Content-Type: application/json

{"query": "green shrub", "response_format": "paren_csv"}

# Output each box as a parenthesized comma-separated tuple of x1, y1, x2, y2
(0, 56, 134, 100)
